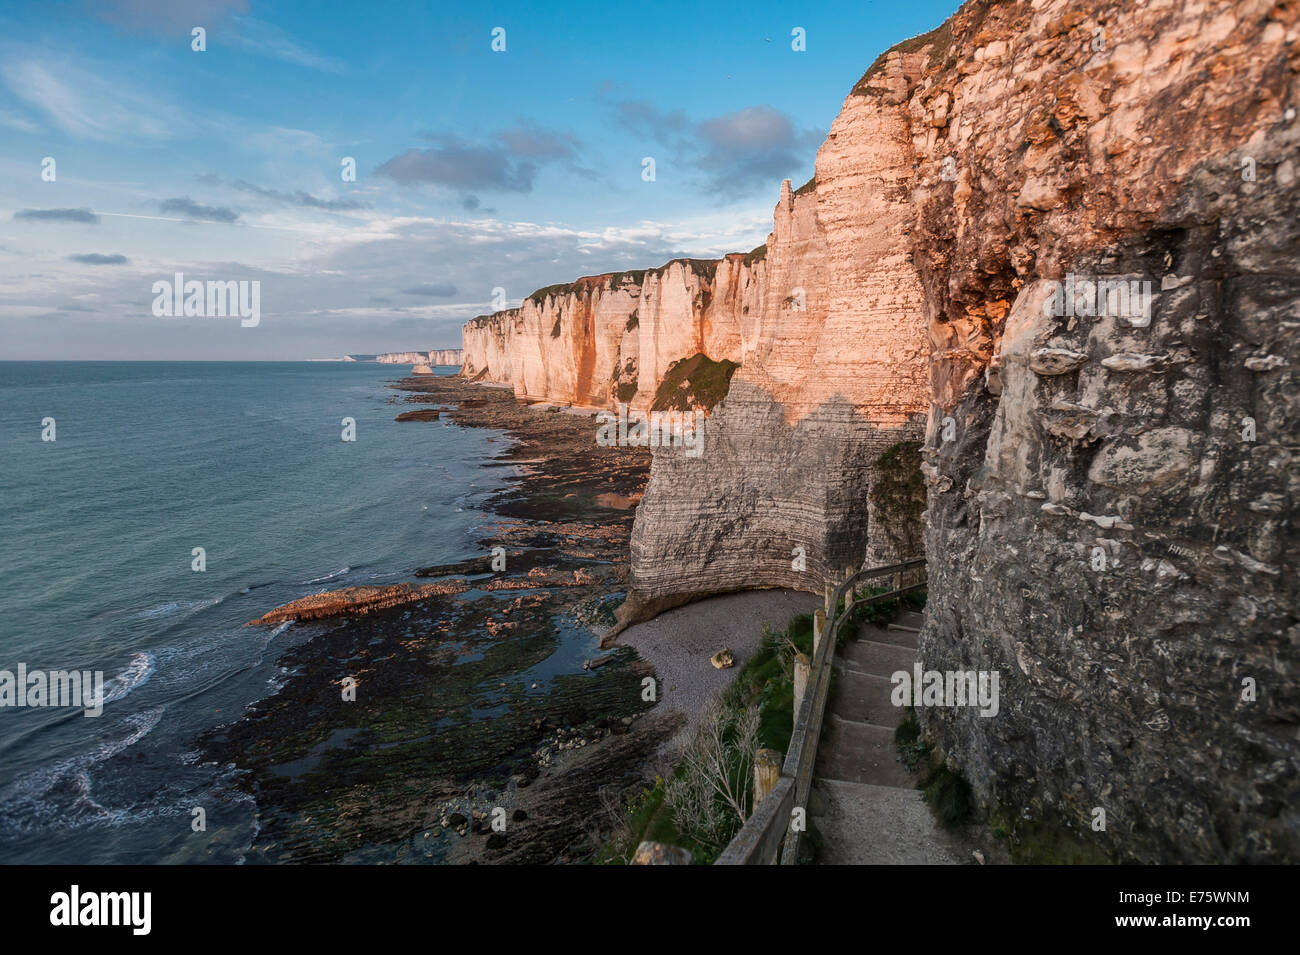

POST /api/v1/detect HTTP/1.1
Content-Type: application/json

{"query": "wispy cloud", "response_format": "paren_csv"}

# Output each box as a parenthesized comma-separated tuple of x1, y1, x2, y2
(90, 0, 250, 33)
(15, 208, 101, 223)
(616, 100, 820, 196)
(68, 252, 129, 265)
(90, 3, 344, 72)
(230, 16, 347, 72)
(401, 283, 458, 297)
(200, 175, 366, 211)
(158, 197, 240, 222)
(0, 58, 183, 141)
(0, 107, 40, 133)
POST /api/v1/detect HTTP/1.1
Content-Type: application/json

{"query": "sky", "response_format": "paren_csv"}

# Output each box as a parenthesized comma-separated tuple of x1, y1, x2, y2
(0, 0, 961, 360)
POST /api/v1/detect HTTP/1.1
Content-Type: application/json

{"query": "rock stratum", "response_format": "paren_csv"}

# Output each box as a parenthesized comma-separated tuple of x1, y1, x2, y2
(460, 0, 1299, 862)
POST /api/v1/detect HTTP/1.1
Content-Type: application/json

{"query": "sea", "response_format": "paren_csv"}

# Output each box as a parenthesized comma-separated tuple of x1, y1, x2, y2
(0, 361, 504, 863)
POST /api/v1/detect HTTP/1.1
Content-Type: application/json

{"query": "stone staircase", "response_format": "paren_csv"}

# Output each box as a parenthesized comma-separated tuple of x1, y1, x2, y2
(810, 609, 964, 864)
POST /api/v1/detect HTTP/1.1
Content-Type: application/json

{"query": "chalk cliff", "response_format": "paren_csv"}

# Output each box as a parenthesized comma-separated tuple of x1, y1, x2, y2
(462, 258, 756, 409)
(377, 349, 463, 365)
(459, 0, 1299, 861)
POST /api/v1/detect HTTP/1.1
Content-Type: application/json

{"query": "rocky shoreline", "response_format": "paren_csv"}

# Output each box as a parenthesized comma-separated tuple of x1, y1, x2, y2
(200, 374, 681, 864)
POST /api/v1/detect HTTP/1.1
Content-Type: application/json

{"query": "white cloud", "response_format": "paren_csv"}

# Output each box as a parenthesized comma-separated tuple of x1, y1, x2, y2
(230, 16, 347, 73)
(0, 58, 186, 141)
(0, 107, 40, 133)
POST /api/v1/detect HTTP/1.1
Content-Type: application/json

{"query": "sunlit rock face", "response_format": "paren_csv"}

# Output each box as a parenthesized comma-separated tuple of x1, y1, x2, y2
(905, 0, 1299, 862)
(621, 71, 932, 623)
(460, 258, 759, 411)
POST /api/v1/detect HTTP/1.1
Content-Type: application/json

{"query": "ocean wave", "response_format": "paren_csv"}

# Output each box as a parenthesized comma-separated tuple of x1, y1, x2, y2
(300, 567, 350, 585)
(0, 727, 260, 842)
(131, 597, 221, 620)
(257, 621, 291, 654)
(0, 707, 164, 825)
(102, 652, 156, 704)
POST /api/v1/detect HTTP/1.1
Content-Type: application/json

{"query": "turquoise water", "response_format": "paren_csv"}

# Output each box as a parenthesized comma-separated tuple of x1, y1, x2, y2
(0, 362, 504, 863)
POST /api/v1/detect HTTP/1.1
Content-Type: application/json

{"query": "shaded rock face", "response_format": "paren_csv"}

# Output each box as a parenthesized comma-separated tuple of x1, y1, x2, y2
(623, 382, 924, 623)
(905, 0, 1299, 861)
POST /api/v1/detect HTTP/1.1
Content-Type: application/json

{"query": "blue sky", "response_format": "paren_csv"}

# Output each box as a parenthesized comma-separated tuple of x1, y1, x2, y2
(0, 0, 960, 359)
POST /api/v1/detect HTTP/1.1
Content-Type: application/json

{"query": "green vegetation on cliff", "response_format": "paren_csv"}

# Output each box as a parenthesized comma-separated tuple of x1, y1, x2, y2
(869, 441, 926, 560)
(650, 353, 740, 412)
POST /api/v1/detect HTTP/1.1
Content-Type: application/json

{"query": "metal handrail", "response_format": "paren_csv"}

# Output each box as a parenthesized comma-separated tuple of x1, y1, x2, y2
(715, 557, 926, 865)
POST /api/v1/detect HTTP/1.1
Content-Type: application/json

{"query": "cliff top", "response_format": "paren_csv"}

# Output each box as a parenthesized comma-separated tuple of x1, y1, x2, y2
(466, 256, 731, 325)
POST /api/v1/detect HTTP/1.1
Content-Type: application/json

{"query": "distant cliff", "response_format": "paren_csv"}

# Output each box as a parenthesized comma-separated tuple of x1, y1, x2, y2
(375, 350, 462, 365)
(461, 258, 754, 409)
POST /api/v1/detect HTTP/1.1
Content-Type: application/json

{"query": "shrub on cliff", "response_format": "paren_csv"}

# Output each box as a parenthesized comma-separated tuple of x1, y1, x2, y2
(650, 353, 740, 413)
(869, 440, 926, 561)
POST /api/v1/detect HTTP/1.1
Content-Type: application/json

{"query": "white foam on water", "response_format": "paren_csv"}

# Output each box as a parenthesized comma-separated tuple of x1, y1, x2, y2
(301, 566, 350, 585)
(131, 597, 221, 620)
(102, 651, 157, 704)
(0, 706, 164, 830)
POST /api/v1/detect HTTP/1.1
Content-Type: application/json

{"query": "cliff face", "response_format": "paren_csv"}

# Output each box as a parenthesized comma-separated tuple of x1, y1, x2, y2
(462, 258, 756, 410)
(899, 0, 1298, 862)
(458, 0, 1299, 861)
(377, 350, 463, 365)
(624, 92, 932, 618)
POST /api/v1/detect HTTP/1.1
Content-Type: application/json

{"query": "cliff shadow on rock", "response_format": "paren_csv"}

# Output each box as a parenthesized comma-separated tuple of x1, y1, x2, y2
(919, 136, 1300, 863)
(605, 378, 927, 643)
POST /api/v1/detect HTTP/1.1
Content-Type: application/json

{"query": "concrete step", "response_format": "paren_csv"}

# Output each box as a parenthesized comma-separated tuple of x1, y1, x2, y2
(851, 621, 919, 651)
(898, 610, 926, 630)
(838, 637, 916, 676)
(887, 623, 921, 635)
(811, 780, 962, 865)
(828, 668, 905, 728)
(815, 715, 913, 788)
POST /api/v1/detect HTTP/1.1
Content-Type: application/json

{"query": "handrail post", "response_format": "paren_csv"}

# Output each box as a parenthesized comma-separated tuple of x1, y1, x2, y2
(792, 652, 810, 726)
(714, 557, 927, 864)
(754, 749, 783, 807)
